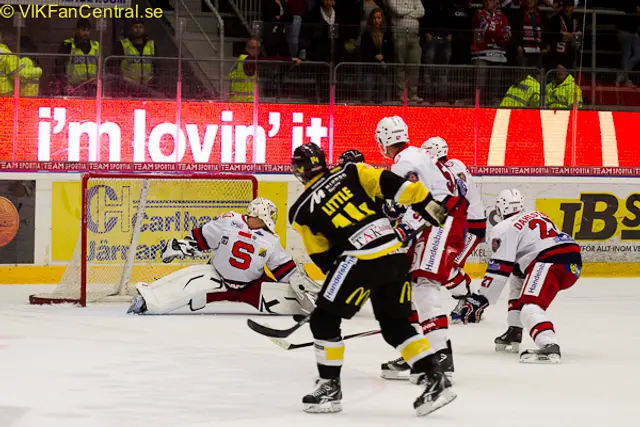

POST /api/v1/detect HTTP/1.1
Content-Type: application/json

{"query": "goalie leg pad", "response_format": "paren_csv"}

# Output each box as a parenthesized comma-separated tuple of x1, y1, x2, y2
(137, 264, 225, 314)
(288, 264, 321, 314)
(255, 281, 308, 315)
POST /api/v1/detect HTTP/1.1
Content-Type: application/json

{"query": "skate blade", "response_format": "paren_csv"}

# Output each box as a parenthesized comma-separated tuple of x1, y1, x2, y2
(416, 389, 457, 417)
(495, 343, 520, 353)
(444, 372, 455, 386)
(303, 401, 343, 413)
(381, 370, 410, 381)
(519, 353, 561, 364)
(409, 373, 421, 385)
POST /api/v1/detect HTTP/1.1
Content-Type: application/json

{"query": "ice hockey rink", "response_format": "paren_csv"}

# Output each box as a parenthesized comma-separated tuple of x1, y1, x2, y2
(0, 278, 637, 427)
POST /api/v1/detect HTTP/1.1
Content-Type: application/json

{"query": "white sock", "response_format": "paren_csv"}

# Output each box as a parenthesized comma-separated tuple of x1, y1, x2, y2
(520, 304, 558, 348)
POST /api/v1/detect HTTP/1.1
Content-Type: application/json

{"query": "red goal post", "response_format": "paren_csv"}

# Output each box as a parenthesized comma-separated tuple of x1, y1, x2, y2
(30, 173, 258, 307)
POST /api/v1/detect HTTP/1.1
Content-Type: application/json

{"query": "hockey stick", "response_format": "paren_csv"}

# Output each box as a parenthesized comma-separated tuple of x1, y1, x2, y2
(267, 328, 381, 350)
(246, 314, 311, 338)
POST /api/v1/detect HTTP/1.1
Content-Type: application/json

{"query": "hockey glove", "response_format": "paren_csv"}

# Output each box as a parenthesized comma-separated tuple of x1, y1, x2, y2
(161, 236, 203, 263)
(413, 193, 447, 227)
(458, 293, 489, 324)
(395, 222, 417, 247)
(382, 201, 407, 223)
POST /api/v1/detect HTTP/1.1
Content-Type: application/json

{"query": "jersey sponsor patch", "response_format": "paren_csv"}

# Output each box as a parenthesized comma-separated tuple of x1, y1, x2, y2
(258, 248, 267, 258)
(323, 257, 357, 302)
(523, 263, 551, 297)
(221, 236, 229, 245)
(492, 238, 501, 252)
(348, 218, 395, 249)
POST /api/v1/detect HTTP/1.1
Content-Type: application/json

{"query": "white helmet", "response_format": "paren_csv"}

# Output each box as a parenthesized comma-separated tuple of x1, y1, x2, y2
(375, 116, 409, 157)
(421, 137, 448, 160)
(495, 189, 524, 220)
(247, 197, 278, 232)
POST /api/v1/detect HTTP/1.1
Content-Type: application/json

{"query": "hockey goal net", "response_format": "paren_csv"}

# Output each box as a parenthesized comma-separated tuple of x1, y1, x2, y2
(30, 173, 258, 306)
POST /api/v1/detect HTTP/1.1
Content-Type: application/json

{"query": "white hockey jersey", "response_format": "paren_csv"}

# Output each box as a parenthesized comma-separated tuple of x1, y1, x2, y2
(445, 158, 486, 237)
(191, 212, 296, 288)
(479, 210, 581, 304)
(392, 146, 468, 230)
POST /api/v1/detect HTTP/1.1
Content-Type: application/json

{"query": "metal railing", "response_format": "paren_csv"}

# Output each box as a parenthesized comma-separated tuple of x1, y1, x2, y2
(4, 51, 640, 110)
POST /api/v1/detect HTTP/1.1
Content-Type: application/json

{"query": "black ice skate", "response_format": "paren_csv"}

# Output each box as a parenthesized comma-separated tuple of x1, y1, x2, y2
(302, 378, 342, 413)
(381, 357, 410, 380)
(410, 343, 455, 385)
(520, 343, 561, 364)
(413, 371, 457, 417)
(494, 326, 523, 353)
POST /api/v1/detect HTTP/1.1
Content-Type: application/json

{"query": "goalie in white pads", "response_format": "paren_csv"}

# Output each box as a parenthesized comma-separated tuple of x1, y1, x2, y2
(421, 137, 487, 323)
(457, 189, 582, 364)
(127, 197, 320, 315)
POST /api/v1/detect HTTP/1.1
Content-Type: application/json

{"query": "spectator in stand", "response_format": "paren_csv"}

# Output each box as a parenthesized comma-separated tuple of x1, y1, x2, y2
(421, 0, 456, 98)
(545, 0, 582, 70)
(18, 36, 42, 98)
(359, 0, 381, 42)
(287, 0, 307, 58)
(450, 0, 472, 65)
(360, 7, 394, 102)
(334, 0, 361, 61)
(113, 20, 157, 97)
(229, 38, 261, 102)
(545, 63, 582, 109)
(301, 0, 336, 63)
(472, 0, 511, 105)
(0, 31, 19, 97)
(56, 18, 100, 97)
(500, 69, 541, 107)
(511, 0, 545, 68)
(615, 2, 640, 87)
(387, 0, 424, 102)
(263, 0, 291, 57)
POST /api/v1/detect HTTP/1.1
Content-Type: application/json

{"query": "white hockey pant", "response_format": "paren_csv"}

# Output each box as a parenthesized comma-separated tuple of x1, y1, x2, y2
(412, 276, 449, 353)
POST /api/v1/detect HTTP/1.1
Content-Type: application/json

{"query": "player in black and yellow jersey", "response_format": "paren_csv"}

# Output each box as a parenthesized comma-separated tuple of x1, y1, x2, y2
(289, 143, 457, 417)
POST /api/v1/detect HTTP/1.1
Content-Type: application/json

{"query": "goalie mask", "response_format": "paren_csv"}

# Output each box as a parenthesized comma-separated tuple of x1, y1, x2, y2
(247, 197, 278, 233)
(421, 137, 448, 161)
(495, 188, 524, 221)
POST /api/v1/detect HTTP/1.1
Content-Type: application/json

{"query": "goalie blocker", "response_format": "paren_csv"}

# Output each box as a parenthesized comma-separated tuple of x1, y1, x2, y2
(128, 198, 320, 315)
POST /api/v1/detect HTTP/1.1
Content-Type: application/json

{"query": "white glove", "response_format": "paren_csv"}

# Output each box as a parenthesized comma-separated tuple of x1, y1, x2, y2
(161, 236, 203, 263)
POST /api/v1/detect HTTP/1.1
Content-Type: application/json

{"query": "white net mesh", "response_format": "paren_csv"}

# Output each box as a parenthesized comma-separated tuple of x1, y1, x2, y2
(31, 174, 256, 305)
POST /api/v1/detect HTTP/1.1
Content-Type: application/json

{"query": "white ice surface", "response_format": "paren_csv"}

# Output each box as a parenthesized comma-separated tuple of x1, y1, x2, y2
(0, 279, 638, 427)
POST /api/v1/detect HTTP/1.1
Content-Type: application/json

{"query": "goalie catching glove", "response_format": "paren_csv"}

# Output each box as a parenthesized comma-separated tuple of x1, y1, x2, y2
(162, 236, 203, 263)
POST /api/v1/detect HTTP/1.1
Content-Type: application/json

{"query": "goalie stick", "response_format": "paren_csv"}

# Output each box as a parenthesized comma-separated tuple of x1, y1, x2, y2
(267, 328, 381, 350)
(246, 314, 311, 338)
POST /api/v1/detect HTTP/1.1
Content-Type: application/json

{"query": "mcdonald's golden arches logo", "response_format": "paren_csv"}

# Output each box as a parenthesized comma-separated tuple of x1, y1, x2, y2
(345, 287, 370, 307)
(400, 281, 412, 303)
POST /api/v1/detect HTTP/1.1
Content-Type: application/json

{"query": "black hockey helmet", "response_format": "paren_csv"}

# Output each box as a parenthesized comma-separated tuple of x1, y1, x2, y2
(291, 143, 328, 184)
(338, 149, 365, 165)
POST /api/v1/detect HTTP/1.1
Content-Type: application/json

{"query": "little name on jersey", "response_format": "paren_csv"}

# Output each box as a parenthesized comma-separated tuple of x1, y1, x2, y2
(322, 187, 354, 215)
